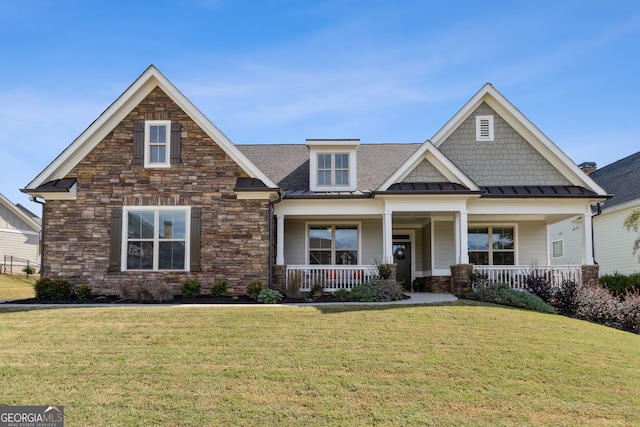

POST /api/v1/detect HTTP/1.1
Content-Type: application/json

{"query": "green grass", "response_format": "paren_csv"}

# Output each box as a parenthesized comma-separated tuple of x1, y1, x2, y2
(0, 274, 35, 299)
(1, 301, 639, 426)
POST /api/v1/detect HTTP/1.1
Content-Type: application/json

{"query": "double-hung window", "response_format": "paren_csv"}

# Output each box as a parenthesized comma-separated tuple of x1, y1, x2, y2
(468, 226, 515, 265)
(124, 207, 190, 270)
(309, 225, 359, 265)
(145, 120, 171, 167)
(317, 153, 350, 186)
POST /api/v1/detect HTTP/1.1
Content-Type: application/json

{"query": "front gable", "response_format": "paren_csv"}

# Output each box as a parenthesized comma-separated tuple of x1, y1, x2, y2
(22, 65, 277, 200)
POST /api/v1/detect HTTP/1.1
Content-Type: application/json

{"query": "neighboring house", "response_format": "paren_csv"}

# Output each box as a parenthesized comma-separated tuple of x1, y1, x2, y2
(21, 66, 608, 296)
(549, 153, 640, 275)
(0, 193, 41, 273)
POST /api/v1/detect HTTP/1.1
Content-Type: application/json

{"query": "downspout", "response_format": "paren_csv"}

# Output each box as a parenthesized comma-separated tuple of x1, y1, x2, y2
(30, 196, 46, 275)
(268, 189, 284, 289)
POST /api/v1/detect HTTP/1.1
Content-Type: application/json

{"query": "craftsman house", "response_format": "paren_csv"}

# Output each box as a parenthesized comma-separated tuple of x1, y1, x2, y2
(22, 66, 608, 296)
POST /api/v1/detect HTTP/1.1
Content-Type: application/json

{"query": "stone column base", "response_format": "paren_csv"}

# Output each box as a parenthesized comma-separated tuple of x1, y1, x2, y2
(450, 264, 474, 296)
(582, 265, 599, 287)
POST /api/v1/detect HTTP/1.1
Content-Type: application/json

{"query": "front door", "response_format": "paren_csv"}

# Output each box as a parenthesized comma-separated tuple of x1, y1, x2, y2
(392, 242, 411, 291)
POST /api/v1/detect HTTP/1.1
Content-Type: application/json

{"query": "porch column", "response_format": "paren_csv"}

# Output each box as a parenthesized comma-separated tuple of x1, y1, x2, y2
(583, 208, 594, 265)
(454, 211, 469, 264)
(276, 214, 285, 265)
(383, 210, 393, 263)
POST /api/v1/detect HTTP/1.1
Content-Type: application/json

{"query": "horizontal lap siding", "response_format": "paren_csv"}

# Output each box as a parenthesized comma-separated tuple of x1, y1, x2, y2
(548, 217, 583, 266)
(518, 222, 548, 266)
(0, 230, 39, 264)
(594, 208, 640, 275)
(433, 221, 455, 270)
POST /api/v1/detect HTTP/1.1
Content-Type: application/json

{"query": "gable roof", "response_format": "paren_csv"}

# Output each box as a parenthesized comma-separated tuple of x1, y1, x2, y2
(23, 65, 277, 195)
(422, 83, 608, 196)
(590, 151, 640, 212)
(0, 193, 41, 232)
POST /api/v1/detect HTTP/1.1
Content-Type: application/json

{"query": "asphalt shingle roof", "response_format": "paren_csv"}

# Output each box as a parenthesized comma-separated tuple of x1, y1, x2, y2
(590, 151, 640, 211)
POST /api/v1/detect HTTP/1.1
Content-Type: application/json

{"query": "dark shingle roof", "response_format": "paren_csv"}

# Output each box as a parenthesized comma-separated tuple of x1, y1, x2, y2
(590, 151, 640, 211)
(237, 143, 422, 194)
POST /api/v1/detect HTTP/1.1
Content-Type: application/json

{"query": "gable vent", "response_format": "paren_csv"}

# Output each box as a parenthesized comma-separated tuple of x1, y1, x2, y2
(476, 115, 494, 141)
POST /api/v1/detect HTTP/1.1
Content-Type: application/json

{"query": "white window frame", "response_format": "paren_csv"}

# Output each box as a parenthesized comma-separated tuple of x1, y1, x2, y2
(122, 206, 190, 271)
(475, 115, 494, 141)
(552, 239, 564, 259)
(468, 224, 517, 265)
(316, 153, 351, 187)
(144, 120, 171, 168)
(307, 140, 359, 192)
(306, 222, 361, 265)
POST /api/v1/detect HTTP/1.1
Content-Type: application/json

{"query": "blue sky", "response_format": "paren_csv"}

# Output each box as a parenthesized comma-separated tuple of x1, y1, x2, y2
(1, 0, 639, 208)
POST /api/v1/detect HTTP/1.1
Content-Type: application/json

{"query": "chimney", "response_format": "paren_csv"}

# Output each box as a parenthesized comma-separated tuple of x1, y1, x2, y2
(578, 161, 597, 174)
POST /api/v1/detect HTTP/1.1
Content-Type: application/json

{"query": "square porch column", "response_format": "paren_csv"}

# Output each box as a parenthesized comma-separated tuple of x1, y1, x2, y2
(454, 210, 469, 264)
(583, 208, 594, 265)
(276, 214, 285, 265)
(383, 210, 393, 263)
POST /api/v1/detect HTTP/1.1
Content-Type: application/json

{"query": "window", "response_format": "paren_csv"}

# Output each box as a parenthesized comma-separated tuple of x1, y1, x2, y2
(475, 115, 494, 141)
(145, 120, 171, 167)
(468, 226, 514, 265)
(309, 225, 359, 265)
(317, 153, 350, 186)
(552, 240, 564, 259)
(123, 207, 190, 270)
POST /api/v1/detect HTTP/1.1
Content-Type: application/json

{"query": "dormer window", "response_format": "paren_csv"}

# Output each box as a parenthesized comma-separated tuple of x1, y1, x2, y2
(475, 115, 494, 141)
(307, 139, 359, 192)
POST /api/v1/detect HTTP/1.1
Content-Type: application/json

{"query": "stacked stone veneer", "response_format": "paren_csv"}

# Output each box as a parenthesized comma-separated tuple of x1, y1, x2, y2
(43, 87, 270, 296)
(439, 103, 571, 186)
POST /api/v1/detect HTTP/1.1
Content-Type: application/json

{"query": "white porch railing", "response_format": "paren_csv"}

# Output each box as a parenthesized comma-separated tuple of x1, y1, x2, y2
(472, 265, 582, 290)
(286, 265, 379, 292)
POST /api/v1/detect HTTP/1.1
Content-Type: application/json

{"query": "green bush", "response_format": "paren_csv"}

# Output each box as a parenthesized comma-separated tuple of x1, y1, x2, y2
(34, 277, 73, 300)
(75, 285, 92, 301)
(211, 279, 228, 297)
(333, 288, 351, 301)
(257, 289, 283, 304)
(246, 279, 263, 299)
(599, 272, 640, 296)
(309, 282, 324, 297)
(376, 263, 394, 280)
(181, 278, 201, 297)
(525, 274, 554, 302)
(469, 283, 556, 314)
(349, 278, 404, 302)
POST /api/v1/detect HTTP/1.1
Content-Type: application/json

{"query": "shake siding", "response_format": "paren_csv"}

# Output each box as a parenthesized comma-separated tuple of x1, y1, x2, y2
(594, 208, 640, 275)
(439, 103, 571, 186)
(517, 222, 549, 266)
(433, 221, 455, 269)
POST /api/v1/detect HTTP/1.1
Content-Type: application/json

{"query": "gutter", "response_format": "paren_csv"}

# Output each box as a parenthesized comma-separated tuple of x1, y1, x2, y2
(591, 202, 602, 264)
(268, 188, 284, 289)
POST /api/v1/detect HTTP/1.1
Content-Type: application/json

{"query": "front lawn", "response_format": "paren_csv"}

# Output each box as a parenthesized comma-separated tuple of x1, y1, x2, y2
(0, 274, 35, 300)
(0, 302, 639, 425)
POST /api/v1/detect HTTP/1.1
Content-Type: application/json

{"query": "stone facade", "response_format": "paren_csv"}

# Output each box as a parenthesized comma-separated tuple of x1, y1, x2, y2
(450, 264, 473, 296)
(581, 265, 600, 288)
(43, 87, 271, 296)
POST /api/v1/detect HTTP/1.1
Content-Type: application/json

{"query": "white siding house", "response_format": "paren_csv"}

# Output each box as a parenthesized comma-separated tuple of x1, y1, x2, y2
(0, 193, 41, 273)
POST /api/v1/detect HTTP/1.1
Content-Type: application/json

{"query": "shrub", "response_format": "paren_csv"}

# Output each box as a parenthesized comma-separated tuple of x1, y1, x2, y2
(246, 279, 263, 299)
(181, 278, 201, 297)
(525, 274, 554, 302)
(599, 272, 640, 297)
(574, 284, 622, 328)
(34, 277, 73, 300)
(376, 263, 394, 280)
(554, 279, 579, 314)
(75, 285, 92, 301)
(211, 279, 228, 297)
(349, 278, 404, 302)
(257, 289, 283, 304)
(286, 270, 303, 299)
(620, 289, 640, 333)
(152, 283, 174, 302)
(309, 281, 324, 298)
(22, 265, 36, 277)
(469, 283, 556, 314)
(333, 288, 351, 301)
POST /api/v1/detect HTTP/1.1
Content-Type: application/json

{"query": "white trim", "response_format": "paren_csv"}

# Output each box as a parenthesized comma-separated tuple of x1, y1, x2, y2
(305, 221, 362, 265)
(551, 239, 564, 259)
(468, 222, 519, 265)
(24, 65, 277, 192)
(0, 193, 41, 232)
(0, 228, 40, 236)
(144, 120, 171, 168)
(378, 140, 479, 192)
(475, 115, 494, 141)
(308, 144, 358, 192)
(121, 205, 191, 272)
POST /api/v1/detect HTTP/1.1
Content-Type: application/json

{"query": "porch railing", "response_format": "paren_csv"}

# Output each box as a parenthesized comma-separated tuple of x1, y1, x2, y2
(472, 265, 582, 290)
(286, 265, 379, 292)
